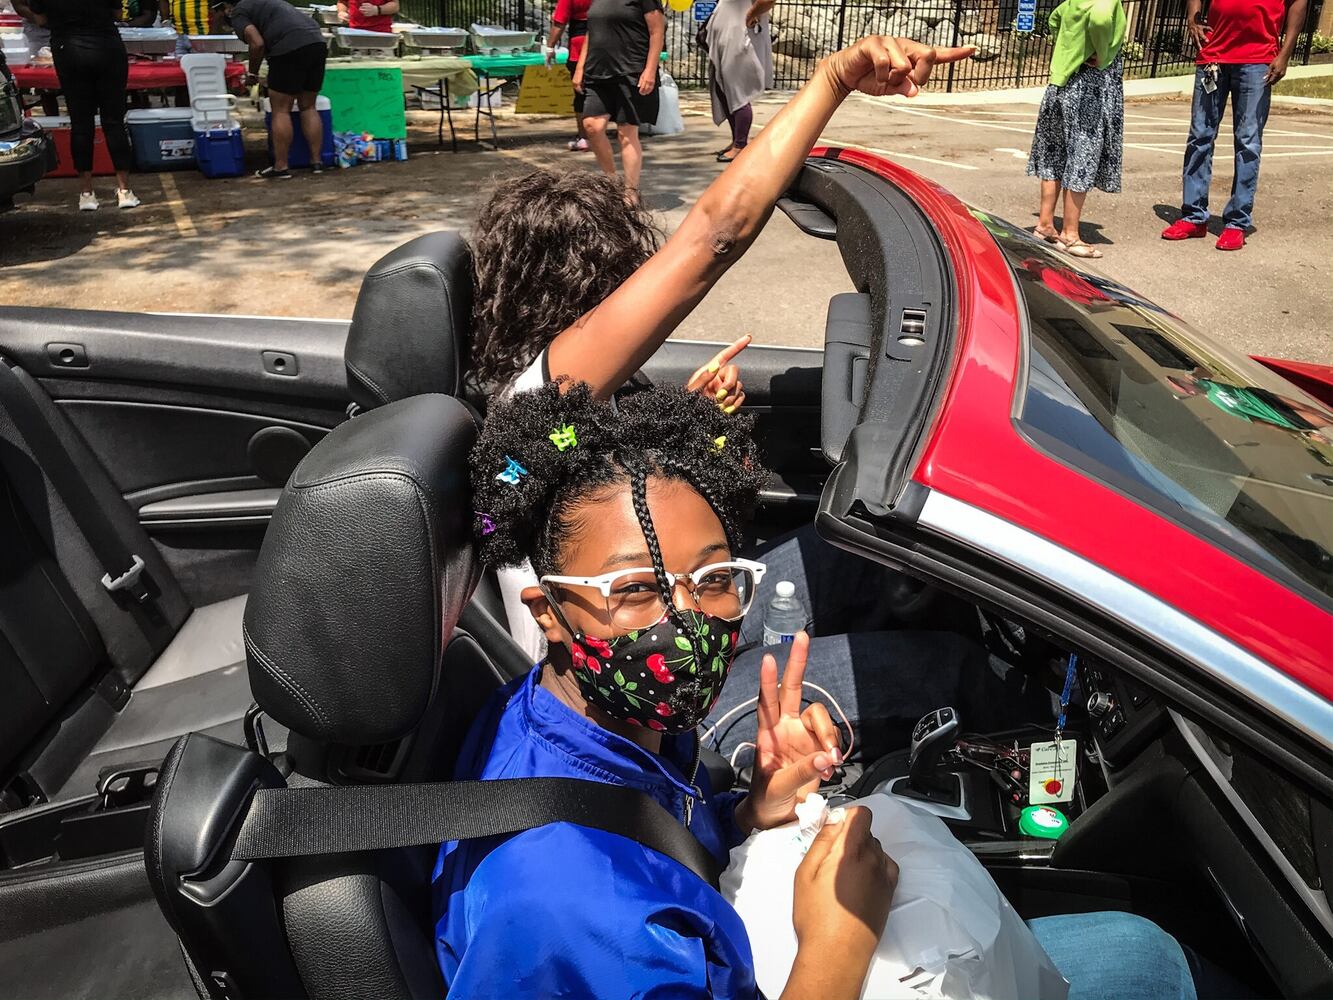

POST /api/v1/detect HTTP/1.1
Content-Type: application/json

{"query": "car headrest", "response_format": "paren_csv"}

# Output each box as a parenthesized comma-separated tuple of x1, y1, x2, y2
(344, 231, 474, 411)
(243, 394, 478, 746)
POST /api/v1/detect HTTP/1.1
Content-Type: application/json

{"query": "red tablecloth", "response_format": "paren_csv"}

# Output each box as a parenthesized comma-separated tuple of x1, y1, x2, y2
(12, 60, 246, 93)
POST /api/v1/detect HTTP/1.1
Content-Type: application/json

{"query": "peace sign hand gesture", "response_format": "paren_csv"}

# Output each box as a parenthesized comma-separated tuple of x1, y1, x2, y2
(736, 632, 845, 834)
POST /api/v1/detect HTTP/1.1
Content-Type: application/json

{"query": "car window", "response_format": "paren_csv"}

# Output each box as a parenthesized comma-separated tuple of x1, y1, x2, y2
(973, 209, 1333, 606)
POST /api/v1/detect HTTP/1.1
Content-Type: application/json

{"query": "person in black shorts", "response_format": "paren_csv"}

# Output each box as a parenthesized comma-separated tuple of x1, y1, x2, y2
(215, 0, 327, 178)
(574, 0, 664, 195)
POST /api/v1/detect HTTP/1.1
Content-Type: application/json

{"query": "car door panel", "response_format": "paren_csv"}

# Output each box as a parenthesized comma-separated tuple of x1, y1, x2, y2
(641, 340, 827, 542)
(0, 307, 351, 606)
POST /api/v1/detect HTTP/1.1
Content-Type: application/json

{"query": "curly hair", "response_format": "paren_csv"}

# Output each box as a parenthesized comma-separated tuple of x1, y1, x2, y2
(470, 382, 768, 580)
(469, 169, 664, 390)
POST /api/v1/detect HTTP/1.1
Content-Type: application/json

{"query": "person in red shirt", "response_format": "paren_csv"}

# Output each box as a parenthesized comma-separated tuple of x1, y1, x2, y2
(336, 0, 395, 33)
(544, 0, 592, 150)
(1160, 0, 1308, 250)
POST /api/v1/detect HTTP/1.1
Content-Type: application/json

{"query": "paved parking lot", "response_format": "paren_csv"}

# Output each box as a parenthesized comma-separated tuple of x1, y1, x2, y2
(1, 87, 1329, 363)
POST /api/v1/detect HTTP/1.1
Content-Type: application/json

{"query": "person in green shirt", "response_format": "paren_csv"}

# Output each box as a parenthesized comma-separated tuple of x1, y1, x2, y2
(1026, 0, 1126, 260)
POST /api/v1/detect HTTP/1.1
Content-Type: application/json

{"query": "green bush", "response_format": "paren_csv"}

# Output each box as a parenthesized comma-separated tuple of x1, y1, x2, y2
(1311, 32, 1333, 54)
(1121, 39, 1145, 61)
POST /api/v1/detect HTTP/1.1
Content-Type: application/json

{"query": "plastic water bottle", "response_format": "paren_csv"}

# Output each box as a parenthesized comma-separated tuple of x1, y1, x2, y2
(762, 581, 808, 646)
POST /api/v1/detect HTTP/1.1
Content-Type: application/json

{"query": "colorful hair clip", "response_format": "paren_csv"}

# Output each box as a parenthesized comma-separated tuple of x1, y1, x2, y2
(477, 512, 497, 535)
(548, 423, 578, 452)
(496, 456, 528, 486)
(712, 435, 727, 453)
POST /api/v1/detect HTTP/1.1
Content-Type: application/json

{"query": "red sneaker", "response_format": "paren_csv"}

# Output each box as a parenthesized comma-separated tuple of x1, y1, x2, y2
(1215, 227, 1246, 251)
(1161, 219, 1208, 241)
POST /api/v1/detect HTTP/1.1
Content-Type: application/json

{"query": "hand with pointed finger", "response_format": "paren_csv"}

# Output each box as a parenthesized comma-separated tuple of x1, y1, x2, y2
(735, 632, 845, 833)
(685, 334, 750, 414)
(821, 35, 976, 99)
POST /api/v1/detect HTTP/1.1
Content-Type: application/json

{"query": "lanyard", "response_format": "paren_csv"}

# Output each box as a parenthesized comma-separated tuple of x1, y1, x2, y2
(1055, 653, 1078, 746)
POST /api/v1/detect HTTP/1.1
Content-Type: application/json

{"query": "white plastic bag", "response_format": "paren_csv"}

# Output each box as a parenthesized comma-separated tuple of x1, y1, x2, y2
(720, 792, 1069, 1000)
(644, 71, 684, 136)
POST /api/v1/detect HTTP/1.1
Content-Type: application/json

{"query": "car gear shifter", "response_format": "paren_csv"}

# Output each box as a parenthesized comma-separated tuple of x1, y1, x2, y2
(882, 707, 970, 820)
(908, 707, 959, 795)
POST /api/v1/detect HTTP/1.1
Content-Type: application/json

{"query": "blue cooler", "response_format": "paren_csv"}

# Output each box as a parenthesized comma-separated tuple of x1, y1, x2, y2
(263, 95, 334, 168)
(126, 108, 197, 171)
(194, 125, 245, 178)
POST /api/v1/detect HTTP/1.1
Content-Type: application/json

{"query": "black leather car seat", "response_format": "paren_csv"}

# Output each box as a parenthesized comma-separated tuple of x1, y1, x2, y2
(0, 232, 488, 810)
(0, 358, 262, 806)
(340, 230, 521, 653)
(148, 392, 524, 1000)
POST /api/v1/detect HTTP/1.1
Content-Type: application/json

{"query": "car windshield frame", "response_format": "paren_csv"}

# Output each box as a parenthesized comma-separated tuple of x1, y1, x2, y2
(973, 209, 1333, 611)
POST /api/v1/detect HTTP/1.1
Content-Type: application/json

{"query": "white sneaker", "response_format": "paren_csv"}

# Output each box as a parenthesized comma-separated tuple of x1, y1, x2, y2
(117, 188, 140, 209)
(78, 192, 99, 211)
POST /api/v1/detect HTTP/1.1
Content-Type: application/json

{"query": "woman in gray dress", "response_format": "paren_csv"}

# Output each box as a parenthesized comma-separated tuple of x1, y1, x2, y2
(704, 0, 773, 162)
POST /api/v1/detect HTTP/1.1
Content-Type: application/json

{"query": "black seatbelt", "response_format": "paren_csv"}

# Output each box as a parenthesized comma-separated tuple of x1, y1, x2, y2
(230, 777, 722, 888)
(0, 359, 156, 607)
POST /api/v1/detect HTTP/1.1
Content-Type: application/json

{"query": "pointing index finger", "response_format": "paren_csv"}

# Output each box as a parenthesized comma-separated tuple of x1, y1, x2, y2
(686, 335, 751, 390)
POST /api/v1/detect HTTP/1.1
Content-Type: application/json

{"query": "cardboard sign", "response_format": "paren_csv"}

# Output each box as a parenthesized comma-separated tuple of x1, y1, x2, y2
(1016, 0, 1037, 33)
(320, 66, 407, 139)
(513, 64, 575, 115)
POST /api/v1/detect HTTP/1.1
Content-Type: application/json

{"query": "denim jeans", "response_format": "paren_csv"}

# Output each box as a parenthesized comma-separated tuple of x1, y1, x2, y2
(704, 526, 1051, 761)
(1181, 63, 1271, 231)
(1029, 912, 1198, 1000)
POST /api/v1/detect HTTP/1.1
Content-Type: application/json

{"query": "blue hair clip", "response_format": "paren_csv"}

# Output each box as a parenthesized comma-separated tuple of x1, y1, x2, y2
(496, 456, 528, 486)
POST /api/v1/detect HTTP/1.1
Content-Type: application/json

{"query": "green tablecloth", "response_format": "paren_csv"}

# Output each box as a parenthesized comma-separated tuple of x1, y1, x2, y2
(325, 55, 478, 96)
(464, 50, 667, 77)
(465, 52, 564, 76)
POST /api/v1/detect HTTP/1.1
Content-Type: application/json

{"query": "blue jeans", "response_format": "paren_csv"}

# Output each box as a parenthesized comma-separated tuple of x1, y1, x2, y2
(1181, 64, 1271, 231)
(1030, 912, 1198, 1000)
(704, 527, 1050, 761)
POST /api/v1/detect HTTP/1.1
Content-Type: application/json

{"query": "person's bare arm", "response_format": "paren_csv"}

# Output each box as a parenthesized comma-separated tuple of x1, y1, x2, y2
(1265, 0, 1308, 83)
(1186, 0, 1210, 51)
(637, 7, 665, 94)
(13, 0, 44, 25)
(336, 0, 349, 23)
(243, 24, 264, 78)
(744, 0, 773, 29)
(378, 0, 399, 15)
(545, 36, 974, 398)
(158, 0, 171, 24)
(777, 808, 897, 1000)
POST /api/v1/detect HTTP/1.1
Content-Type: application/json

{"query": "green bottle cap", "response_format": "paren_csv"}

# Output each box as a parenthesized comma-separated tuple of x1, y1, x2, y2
(1019, 805, 1069, 839)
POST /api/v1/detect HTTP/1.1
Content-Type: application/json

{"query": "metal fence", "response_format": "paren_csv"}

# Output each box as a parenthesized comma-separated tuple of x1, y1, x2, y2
(405, 0, 1319, 92)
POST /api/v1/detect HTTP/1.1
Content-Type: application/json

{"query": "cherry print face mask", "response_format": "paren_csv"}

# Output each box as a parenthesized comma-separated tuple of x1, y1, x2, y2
(567, 610, 741, 733)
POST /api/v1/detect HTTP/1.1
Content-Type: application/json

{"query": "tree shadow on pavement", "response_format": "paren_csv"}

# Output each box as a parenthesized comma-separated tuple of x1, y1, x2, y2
(0, 204, 96, 267)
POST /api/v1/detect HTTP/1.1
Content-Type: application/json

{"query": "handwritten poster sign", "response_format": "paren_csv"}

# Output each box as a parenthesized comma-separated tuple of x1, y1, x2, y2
(320, 66, 407, 138)
(514, 64, 575, 115)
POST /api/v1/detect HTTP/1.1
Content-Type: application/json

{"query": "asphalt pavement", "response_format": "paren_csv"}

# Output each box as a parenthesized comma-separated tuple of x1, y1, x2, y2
(1, 86, 1329, 364)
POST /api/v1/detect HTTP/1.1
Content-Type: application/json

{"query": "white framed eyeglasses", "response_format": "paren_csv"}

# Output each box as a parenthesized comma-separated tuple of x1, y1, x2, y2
(540, 558, 767, 631)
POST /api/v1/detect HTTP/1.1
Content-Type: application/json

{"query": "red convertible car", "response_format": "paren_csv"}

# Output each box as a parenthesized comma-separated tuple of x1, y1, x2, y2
(0, 149, 1329, 999)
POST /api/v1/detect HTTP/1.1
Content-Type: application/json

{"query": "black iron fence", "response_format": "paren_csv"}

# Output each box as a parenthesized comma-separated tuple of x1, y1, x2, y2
(406, 0, 1319, 92)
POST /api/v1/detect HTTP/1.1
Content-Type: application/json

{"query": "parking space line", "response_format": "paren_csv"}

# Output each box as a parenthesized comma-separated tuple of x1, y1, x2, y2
(157, 174, 197, 238)
(819, 138, 980, 169)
